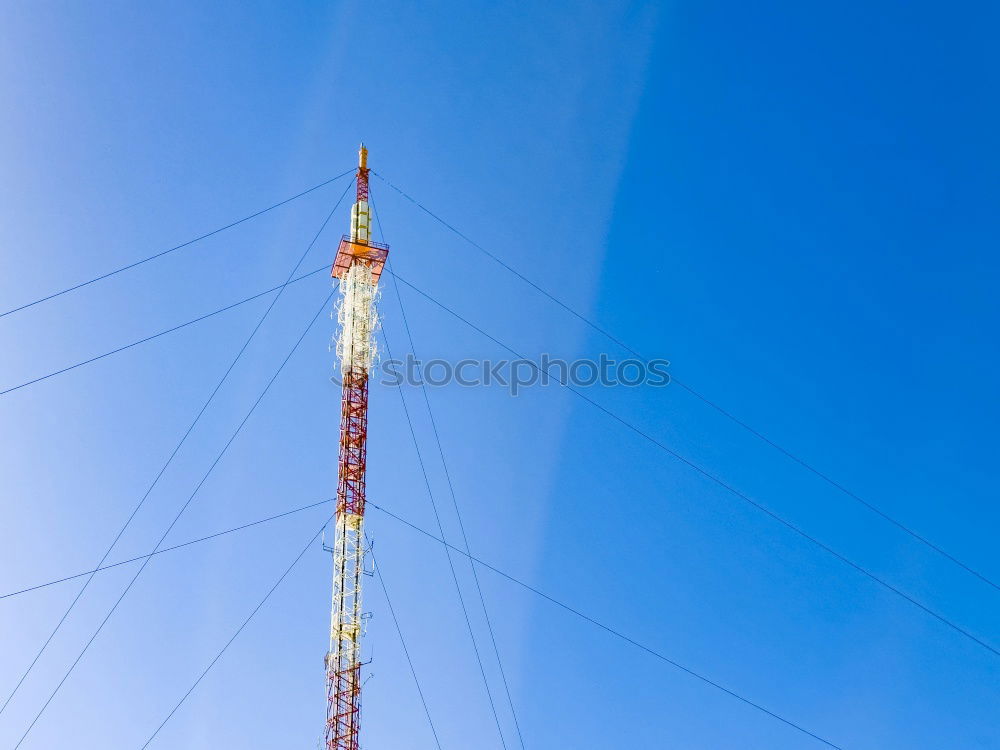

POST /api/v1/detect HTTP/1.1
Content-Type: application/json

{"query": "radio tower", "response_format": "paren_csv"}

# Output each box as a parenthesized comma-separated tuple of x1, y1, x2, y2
(325, 144, 389, 750)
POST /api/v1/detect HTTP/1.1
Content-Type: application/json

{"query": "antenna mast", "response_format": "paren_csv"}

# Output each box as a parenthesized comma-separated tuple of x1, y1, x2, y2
(325, 144, 389, 750)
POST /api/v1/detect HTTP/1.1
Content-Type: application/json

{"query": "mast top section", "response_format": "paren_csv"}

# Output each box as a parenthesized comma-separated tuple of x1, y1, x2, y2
(332, 143, 388, 282)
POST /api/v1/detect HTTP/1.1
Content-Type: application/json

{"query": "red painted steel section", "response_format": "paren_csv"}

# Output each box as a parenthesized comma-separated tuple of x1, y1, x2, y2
(336, 370, 369, 516)
(356, 161, 369, 203)
(327, 662, 362, 750)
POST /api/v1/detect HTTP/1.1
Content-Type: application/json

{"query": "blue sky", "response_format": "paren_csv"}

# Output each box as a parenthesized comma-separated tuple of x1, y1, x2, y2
(1, 2, 998, 748)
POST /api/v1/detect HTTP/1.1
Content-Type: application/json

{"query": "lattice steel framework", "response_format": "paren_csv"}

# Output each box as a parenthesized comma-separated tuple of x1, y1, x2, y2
(325, 144, 386, 750)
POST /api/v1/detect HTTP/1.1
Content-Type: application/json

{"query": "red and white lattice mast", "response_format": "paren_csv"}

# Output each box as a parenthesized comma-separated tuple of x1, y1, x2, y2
(325, 144, 389, 750)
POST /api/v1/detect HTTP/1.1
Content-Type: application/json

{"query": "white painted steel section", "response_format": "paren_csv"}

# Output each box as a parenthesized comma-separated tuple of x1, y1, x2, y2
(350, 200, 371, 243)
(335, 263, 379, 376)
(327, 511, 364, 668)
